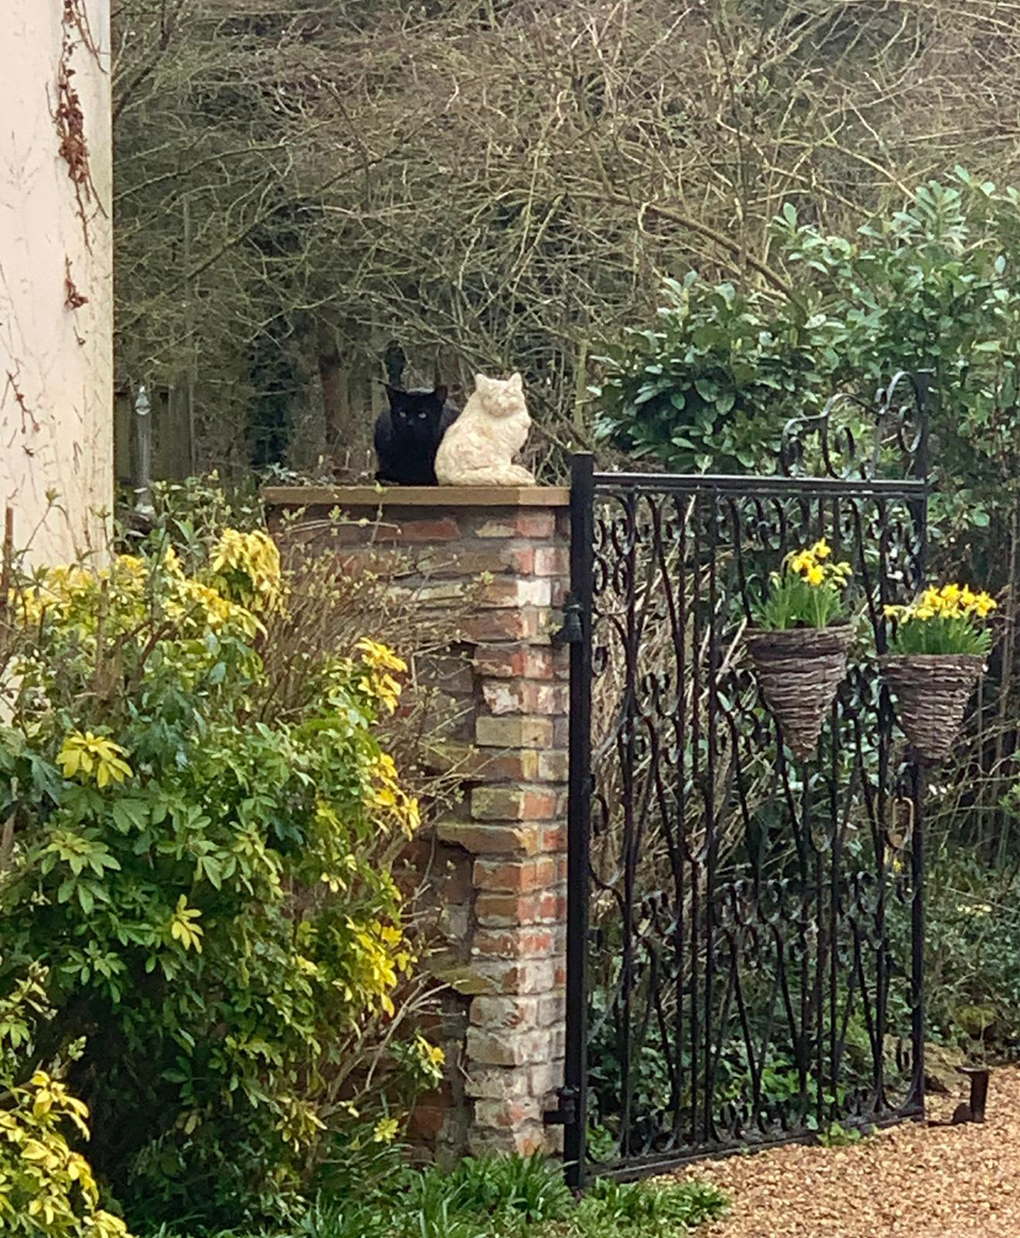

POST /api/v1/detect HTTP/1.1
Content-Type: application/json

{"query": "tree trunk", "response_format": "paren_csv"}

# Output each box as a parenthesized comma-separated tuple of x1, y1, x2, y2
(318, 328, 348, 453)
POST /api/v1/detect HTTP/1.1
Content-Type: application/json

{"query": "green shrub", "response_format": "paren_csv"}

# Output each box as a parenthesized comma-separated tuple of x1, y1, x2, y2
(576, 1178, 727, 1236)
(431, 1152, 573, 1225)
(892, 847, 1020, 1053)
(594, 170, 1020, 547)
(0, 531, 438, 1228)
(0, 969, 131, 1236)
(147, 1155, 726, 1238)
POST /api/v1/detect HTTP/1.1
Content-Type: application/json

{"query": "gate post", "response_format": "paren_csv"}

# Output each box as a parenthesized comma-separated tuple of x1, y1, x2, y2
(563, 454, 594, 1186)
(264, 483, 572, 1161)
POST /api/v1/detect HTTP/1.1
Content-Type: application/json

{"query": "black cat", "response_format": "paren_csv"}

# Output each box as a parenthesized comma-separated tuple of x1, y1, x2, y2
(374, 385, 459, 485)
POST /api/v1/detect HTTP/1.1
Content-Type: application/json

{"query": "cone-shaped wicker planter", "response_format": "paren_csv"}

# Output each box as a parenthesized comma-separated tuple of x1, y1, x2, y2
(880, 653, 984, 762)
(746, 625, 854, 760)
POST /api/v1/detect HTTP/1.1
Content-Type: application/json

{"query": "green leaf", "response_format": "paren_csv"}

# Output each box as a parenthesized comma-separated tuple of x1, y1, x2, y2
(77, 883, 95, 915)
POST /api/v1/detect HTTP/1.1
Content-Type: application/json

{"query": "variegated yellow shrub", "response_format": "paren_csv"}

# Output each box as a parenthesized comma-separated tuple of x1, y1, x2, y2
(0, 535, 437, 1230)
(0, 972, 131, 1237)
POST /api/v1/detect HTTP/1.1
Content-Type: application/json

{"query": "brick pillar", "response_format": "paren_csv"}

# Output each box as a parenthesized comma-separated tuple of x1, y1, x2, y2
(264, 484, 570, 1160)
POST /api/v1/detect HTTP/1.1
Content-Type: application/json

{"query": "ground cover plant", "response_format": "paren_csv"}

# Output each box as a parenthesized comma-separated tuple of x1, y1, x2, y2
(141, 1152, 726, 1238)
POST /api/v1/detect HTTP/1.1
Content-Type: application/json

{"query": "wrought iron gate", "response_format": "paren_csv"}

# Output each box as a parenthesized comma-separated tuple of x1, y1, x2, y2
(559, 377, 928, 1185)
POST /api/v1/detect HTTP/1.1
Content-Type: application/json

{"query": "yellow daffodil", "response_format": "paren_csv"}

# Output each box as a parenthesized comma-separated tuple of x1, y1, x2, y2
(759, 541, 853, 630)
(373, 1116, 400, 1144)
(887, 580, 996, 655)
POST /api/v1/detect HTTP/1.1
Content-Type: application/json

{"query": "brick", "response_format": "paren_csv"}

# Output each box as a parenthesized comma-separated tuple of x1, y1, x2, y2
(466, 1026, 552, 1067)
(428, 743, 541, 781)
(474, 1098, 542, 1129)
(436, 821, 541, 855)
(475, 890, 565, 927)
(539, 823, 567, 852)
(337, 548, 412, 577)
(472, 928, 557, 959)
(476, 578, 551, 608)
(437, 902, 471, 942)
(472, 645, 558, 680)
(475, 716, 553, 749)
(515, 513, 556, 538)
(534, 546, 569, 577)
(481, 681, 526, 717)
(423, 692, 476, 741)
(472, 787, 559, 822)
(529, 1061, 564, 1096)
(278, 518, 381, 548)
(464, 1067, 531, 1100)
(429, 963, 499, 995)
(418, 546, 535, 576)
(418, 654, 475, 694)
(472, 511, 556, 539)
(457, 608, 542, 642)
(474, 856, 556, 892)
(537, 751, 569, 782)
(474, 519, 518, 538)
(409, 1105, 450, 1141)
(473, 958, 557, 994)
(470, 996, 540, 1029)
(467, 1124, 545, 1157)
(472, 646, 526, 679)
(391, 580, 471, 607)
(482, 681, 569, 716)
(537, 993, 566, 1027)
(437, 854, 475, 902)
(395, 517, 462, 542)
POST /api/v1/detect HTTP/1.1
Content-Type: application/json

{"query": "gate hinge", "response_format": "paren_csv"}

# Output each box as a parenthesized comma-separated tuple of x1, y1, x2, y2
(543, 1085, 578, 1127)
(552, 594, 583, 647)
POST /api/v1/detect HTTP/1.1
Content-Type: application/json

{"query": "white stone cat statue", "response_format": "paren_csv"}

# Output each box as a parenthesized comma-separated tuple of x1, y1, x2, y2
(434, 371, 535, 486)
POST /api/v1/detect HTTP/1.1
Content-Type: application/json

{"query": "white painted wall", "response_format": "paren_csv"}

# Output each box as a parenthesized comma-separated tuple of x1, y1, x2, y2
(1, 0, 113, 564)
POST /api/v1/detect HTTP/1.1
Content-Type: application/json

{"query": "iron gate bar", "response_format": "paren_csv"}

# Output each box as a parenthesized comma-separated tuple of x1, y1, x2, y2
(563, 451, 594, 1186)
(562, 378, 929, 1187)
(588, 474, 927, 498)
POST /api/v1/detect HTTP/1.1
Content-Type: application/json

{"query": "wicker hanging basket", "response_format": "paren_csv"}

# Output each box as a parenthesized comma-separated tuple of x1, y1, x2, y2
(745, 625, 853, 761)
(880, 653, 984, 762)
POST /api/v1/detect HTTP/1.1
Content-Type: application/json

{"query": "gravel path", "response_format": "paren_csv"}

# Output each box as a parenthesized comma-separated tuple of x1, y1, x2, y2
(679, 1067, 1019, 1237)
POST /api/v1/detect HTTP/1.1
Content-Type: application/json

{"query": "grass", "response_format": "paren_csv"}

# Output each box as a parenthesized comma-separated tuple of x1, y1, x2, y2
(145, 1153, 727, 1238)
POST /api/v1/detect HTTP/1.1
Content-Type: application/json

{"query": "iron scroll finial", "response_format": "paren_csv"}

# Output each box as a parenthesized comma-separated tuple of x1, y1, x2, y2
(552, 593, 583, 647)
(779, 369, 929, 482)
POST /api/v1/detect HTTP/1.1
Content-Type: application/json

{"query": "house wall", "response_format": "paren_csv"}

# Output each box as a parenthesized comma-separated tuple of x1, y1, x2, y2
(1, 0, 113, 563)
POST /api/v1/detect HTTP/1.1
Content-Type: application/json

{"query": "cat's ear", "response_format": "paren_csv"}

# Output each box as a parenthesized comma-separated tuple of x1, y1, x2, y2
(433, 385, 448, 405)
(474, 373, 492, 395)
(508, 372, 523, 392)
(384, 384, 402, 409)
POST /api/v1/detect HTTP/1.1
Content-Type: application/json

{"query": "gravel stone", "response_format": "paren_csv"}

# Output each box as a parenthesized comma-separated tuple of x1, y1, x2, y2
(677, 1068, 1018, 1237)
